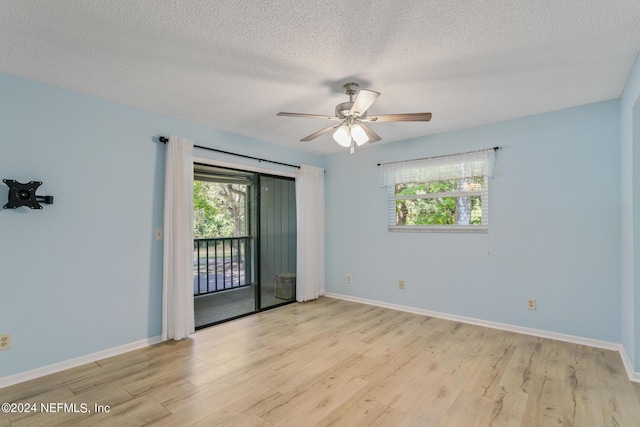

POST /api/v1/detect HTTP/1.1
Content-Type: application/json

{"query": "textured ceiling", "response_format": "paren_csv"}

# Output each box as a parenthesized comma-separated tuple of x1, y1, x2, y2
(1, 0, 640, 154)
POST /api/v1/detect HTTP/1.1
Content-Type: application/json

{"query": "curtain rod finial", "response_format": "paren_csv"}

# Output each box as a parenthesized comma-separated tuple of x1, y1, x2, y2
(159, 136, 168, 143)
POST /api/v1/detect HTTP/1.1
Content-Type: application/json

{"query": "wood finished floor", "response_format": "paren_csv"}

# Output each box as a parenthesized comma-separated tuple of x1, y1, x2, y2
(1, 297, 640, 426)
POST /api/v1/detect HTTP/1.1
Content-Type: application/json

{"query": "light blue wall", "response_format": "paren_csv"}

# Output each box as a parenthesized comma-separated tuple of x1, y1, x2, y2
(325, 101, 621, 343)
(0, 68, 630, 380)
(0, 73, 322, 378)
(621, 53, 640, 371)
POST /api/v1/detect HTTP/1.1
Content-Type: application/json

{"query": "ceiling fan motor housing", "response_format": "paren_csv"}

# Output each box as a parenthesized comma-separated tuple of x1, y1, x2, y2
(336, 83, 361, 118)
(335, 102, 354, 119)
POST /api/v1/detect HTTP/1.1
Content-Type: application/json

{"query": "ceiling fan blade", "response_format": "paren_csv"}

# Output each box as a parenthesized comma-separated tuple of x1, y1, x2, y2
(359, 123, 382, 143)
(349, 89, 380, 117)
(365, 112, 432, 122)
(300, 123, 343, 142)
(277, 112, 341, 120)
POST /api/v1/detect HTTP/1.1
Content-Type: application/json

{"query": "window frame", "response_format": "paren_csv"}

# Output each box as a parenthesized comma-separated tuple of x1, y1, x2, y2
(380, 148, 496, 234)
(388, 177, 489, 233)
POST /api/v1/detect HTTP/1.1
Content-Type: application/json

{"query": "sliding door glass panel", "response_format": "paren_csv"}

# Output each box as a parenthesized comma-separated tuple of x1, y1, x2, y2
(193, 164, 257, 328)
(259, 175, 297, 309)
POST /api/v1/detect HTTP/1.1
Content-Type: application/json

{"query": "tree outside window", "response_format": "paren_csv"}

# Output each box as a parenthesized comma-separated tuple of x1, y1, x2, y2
(193, 181, 247, 239)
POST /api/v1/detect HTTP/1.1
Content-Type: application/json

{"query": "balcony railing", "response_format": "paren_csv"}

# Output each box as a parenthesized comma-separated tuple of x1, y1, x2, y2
(193, 237, 250, 296)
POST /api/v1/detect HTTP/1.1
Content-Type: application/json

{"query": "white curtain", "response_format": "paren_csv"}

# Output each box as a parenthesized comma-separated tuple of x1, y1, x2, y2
(295, 165, 325, 302)
(162, 135, 194, 341)
(379, 148, 496, 187)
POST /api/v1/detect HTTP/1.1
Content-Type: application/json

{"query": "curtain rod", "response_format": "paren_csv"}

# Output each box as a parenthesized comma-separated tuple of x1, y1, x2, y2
(158, 136, 300, 169)
(377, 146, 500, 167)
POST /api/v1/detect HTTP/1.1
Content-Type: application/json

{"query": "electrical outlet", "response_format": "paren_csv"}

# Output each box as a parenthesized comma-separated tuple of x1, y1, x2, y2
(0, 333, 11, 351)
(398, 280, 405, 290)
(527, 298, 536, 311)
(346, 275, 352, 284)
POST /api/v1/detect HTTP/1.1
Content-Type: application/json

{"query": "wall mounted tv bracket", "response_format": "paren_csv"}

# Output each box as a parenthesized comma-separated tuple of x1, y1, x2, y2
(3, 179, 54, 209)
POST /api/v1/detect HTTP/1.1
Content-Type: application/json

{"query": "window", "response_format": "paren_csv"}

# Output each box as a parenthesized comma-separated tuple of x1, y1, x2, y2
(380, 148, 496, 233)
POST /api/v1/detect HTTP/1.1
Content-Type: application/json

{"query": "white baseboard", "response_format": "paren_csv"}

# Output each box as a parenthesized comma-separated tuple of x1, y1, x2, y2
(619, 345, 640, 383)
(0, 336, 162, 389)
(325, 292, 640, 383)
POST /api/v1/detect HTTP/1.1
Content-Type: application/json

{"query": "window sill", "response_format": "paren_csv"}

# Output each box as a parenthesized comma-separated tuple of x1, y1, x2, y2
(388, 225, 488, 234)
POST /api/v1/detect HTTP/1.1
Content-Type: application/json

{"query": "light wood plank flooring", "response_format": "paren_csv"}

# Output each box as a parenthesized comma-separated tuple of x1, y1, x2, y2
(1, 297, 639, 426)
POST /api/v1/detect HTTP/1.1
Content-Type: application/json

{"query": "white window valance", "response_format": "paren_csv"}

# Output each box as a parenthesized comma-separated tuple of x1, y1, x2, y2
(379, 148, 497, 187)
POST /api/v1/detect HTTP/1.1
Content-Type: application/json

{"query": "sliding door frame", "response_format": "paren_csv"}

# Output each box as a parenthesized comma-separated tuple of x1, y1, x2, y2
(193, 157, 297, 328)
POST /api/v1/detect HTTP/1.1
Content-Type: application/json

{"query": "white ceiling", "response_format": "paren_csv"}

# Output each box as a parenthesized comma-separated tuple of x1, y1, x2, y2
(1, 1, 639, 155)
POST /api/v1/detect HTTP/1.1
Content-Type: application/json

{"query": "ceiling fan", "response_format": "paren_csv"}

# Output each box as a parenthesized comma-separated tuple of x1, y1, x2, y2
(277, 82, 431, 153)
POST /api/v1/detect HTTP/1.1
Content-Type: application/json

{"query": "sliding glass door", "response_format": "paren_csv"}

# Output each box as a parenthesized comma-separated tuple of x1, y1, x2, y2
(193, 164, 296, 328)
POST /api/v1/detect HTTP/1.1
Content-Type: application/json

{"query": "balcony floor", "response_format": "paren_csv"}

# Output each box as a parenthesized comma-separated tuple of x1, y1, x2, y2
(194, 283, 289, 327)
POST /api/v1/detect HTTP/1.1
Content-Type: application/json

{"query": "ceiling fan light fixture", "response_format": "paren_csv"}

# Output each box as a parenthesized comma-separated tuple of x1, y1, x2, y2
(351, 124, 369, 146)
(333, 125, 352, 147)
